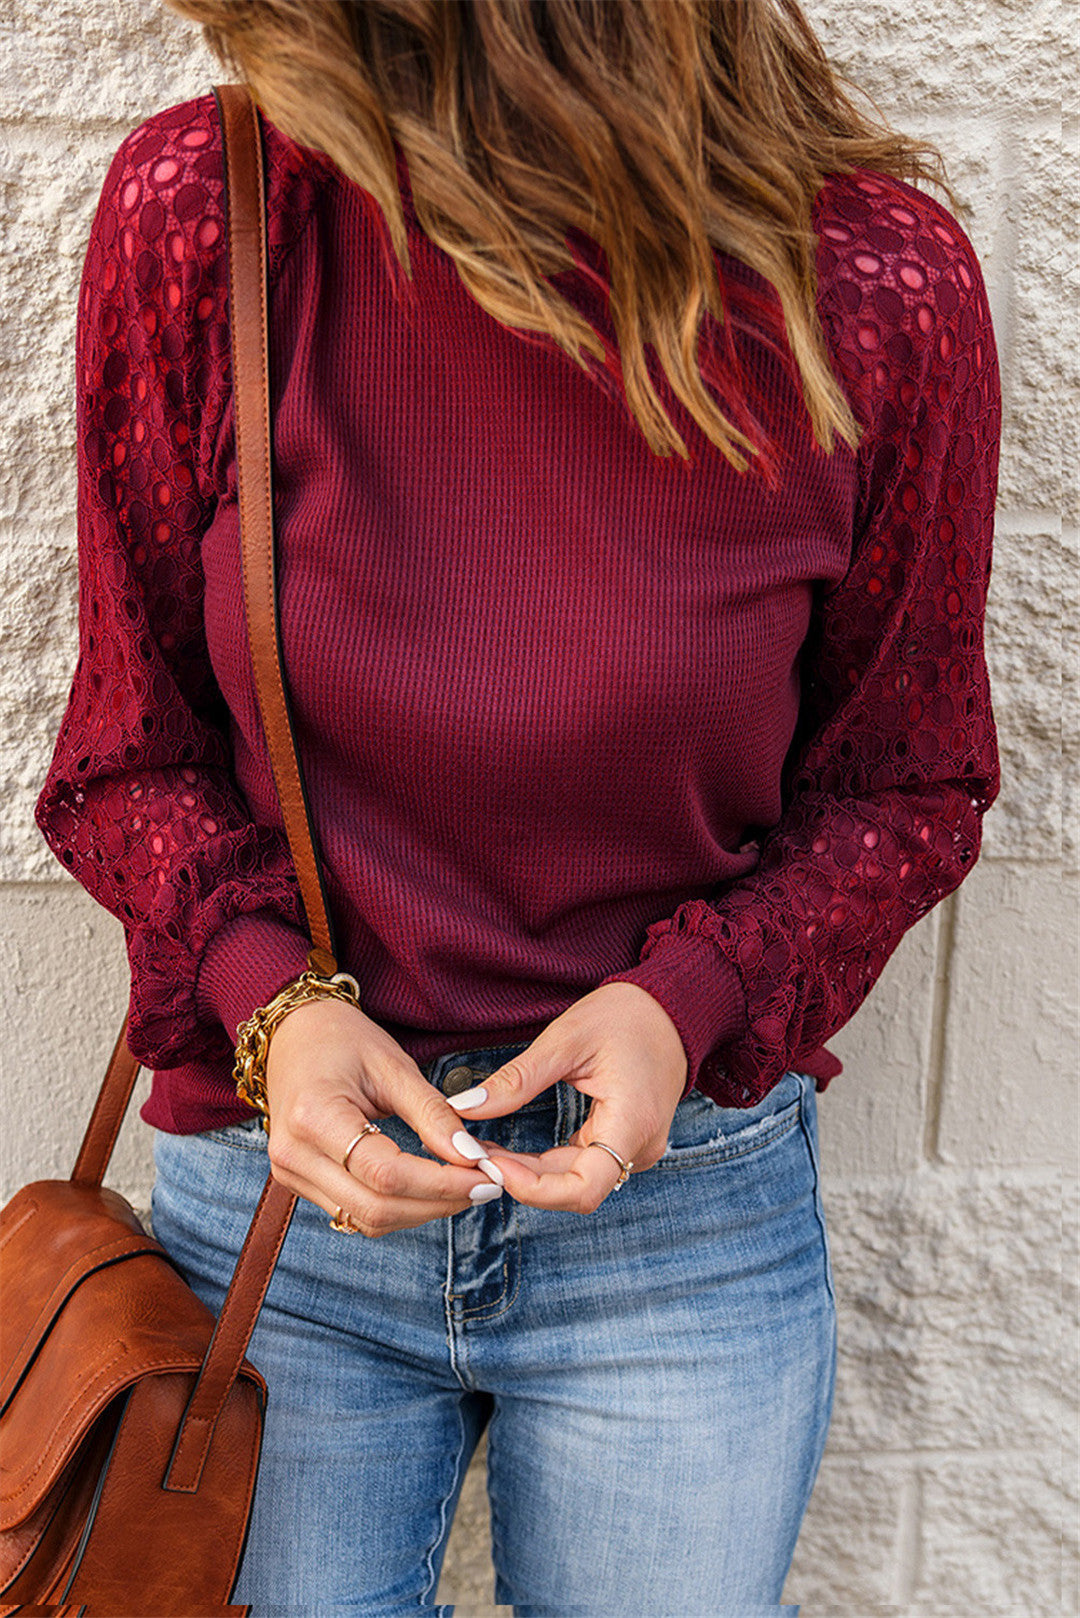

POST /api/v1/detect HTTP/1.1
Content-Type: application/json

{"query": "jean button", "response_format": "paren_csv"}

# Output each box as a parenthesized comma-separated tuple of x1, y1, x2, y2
(441, 1064, 478, 1097)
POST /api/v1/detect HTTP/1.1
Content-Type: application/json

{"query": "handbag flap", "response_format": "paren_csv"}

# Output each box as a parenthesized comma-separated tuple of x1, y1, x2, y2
(1, 1182, 162, 1411)
(0, 1182, 267, 1530)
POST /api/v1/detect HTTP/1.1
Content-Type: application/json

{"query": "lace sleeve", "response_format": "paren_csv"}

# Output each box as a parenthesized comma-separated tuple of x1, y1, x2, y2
(599, 172, 1002, 1105)
(34, 104, 312, 1069)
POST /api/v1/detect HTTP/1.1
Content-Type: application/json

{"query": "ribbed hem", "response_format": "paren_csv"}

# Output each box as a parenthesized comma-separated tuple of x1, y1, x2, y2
(194, 911, 316, 1046)
(596, 931, 748, 1100)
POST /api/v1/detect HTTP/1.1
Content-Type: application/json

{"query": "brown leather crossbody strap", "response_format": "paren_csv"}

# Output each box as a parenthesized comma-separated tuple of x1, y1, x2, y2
(68, 80, 342, 1486)
(162, 81, 336, 1487)
(214, 80, 339, 973)
(69, 1015, 142, 1188)
(72, 81, 336, 1185)
(163, 1160, 296, 1492)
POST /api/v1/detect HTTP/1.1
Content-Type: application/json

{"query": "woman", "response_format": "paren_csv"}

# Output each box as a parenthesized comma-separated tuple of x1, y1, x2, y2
(35, 1, 1001, 1612)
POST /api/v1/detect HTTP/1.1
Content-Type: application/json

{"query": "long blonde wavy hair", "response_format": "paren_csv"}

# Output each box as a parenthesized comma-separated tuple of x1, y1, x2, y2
(163, 0, 956, 478)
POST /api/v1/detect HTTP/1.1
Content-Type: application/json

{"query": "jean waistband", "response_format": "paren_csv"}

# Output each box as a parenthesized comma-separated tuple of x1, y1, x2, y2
(418, 1038, 590, 1138)
(418, 1039, 534, 1088)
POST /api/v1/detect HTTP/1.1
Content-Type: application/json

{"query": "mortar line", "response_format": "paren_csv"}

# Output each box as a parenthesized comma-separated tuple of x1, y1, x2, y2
(983, 125, 1021, 409)
(922, 891, 958, 1163)
(819, 1439, 1065, 1463)
(993, 511, 1069, 536)
(891, 1469, 923, 1609)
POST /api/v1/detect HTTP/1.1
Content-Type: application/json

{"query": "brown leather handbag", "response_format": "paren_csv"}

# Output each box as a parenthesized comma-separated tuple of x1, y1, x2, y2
(0, 82, 344, 1616)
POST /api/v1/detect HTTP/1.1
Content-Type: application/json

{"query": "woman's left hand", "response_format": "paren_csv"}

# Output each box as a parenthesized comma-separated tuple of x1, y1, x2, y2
(446, 982, 689, 1214)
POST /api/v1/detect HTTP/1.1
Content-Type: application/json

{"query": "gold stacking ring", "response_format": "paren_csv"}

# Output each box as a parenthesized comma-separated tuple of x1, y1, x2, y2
(585, 1140, 633, 1189)
(342, 1121, 382, 1172)
(332, 1122, 384, 1231)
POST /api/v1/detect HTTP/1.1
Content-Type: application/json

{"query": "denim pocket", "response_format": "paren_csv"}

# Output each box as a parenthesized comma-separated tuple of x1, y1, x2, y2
(197, 1114, 268, 1152)
(655, 1069, 804, 1169)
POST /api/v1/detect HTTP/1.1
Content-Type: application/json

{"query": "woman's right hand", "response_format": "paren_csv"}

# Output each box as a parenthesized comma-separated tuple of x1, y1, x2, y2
(263, 995, 505, 1235)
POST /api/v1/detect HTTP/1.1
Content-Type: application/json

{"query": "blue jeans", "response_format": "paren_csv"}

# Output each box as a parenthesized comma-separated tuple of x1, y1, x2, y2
(150, 1046, 837, 1617)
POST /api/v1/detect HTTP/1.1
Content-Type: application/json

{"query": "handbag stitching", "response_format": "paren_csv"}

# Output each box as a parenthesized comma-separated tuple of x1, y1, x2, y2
(1, 1346, 259, 1518)
(2, 1237, 162, 1406)
(0, 1202, 37, 1250)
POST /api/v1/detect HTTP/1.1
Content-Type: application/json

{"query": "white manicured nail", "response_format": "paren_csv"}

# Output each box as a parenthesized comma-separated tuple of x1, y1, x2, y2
(447, 1086, 488, 1111)
(478, 1157, 504, 1186)
(452, 1130, 489, 1162)
(469, 1182, 502, 1204)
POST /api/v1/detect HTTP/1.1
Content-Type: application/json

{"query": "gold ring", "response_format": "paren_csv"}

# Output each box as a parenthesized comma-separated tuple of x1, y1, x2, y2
(342, 1122, 382, 1172)
(329, 1205, 361, 1234)
(585, 1140, 633, 1189)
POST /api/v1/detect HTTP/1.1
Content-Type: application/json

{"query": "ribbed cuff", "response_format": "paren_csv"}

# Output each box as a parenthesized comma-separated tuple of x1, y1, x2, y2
(597, 931, 748, 1099)
(195, 912, 317, 1046)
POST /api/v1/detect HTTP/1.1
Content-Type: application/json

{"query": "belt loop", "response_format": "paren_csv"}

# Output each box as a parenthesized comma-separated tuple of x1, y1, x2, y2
(555, 1080, 587, 1146)
(554, 1080, 569, 1145)
(575, 1085, 590, 1140)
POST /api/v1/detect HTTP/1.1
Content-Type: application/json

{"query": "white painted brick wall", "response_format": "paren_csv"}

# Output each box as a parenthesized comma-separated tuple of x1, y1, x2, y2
(1, 2, 1075, 1612)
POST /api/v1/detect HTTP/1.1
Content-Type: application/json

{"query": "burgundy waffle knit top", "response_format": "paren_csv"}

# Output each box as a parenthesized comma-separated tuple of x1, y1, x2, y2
(35, 94, 1002, 1135)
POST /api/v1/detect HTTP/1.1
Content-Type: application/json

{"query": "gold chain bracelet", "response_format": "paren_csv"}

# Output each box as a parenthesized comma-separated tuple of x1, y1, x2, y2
(233, 967, 361, 1132)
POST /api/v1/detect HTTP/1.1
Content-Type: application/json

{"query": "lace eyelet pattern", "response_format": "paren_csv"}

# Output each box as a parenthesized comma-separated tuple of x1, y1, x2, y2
(34, 100, 1000, 1107)
(617, 173, 1001, 1105)
(33, 97, 318, 1066)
